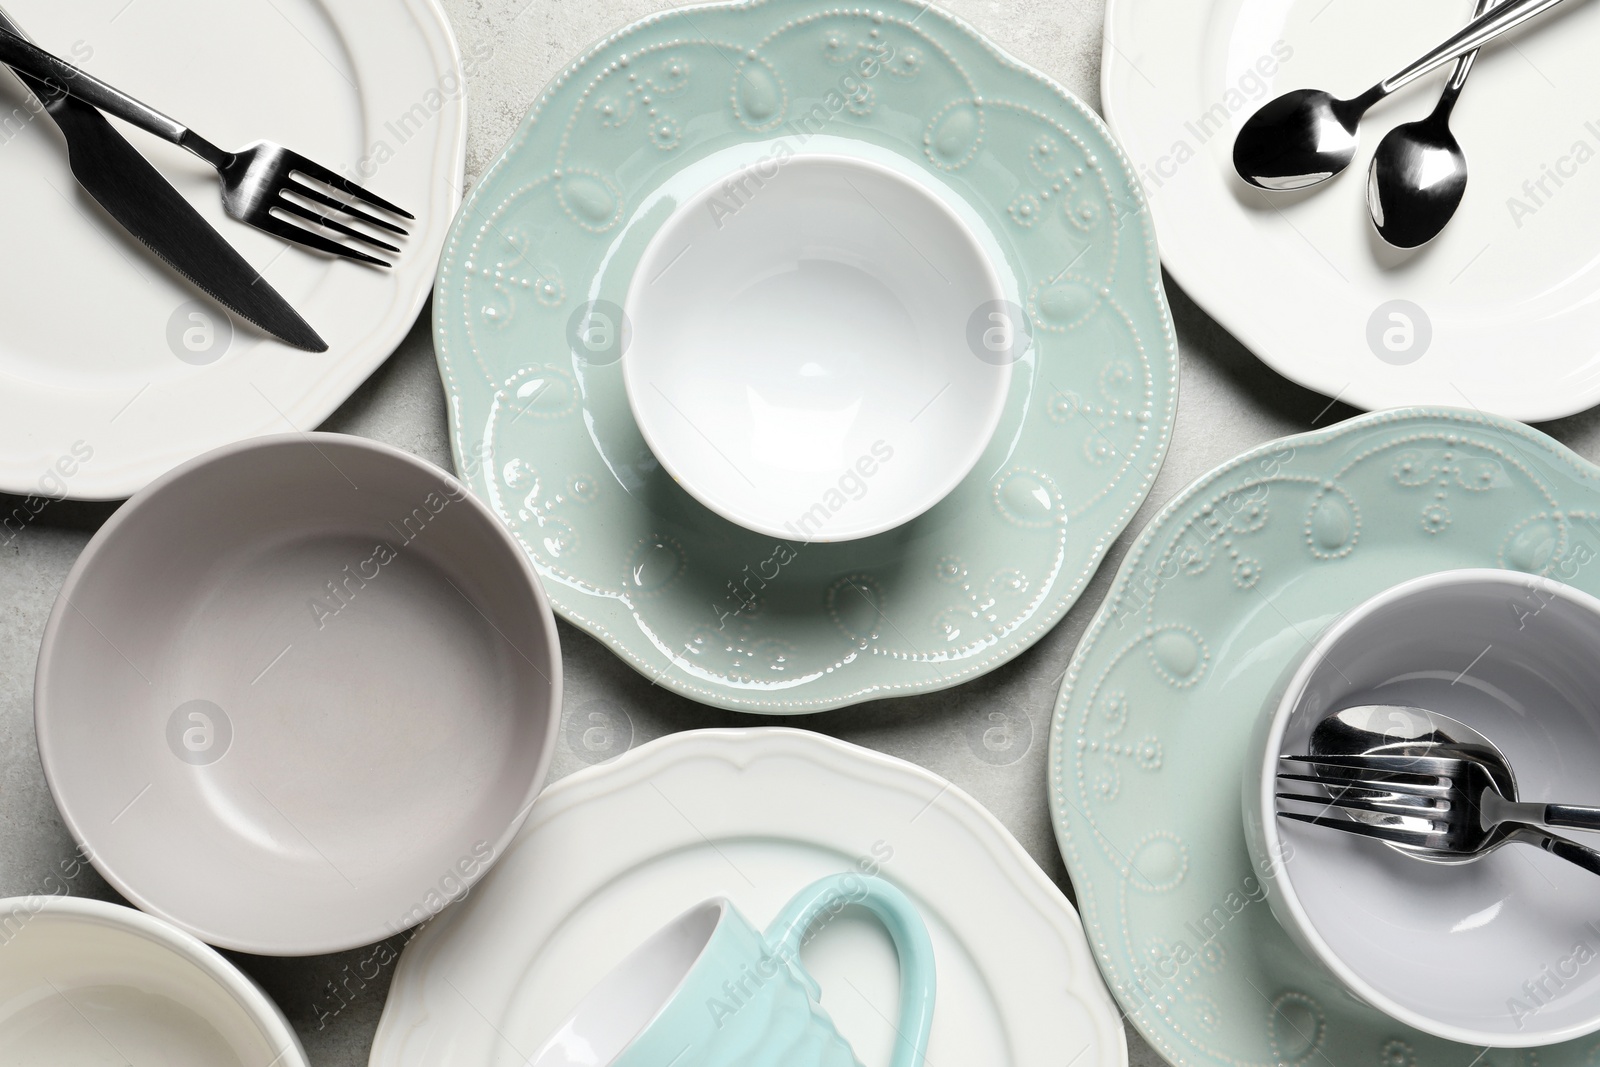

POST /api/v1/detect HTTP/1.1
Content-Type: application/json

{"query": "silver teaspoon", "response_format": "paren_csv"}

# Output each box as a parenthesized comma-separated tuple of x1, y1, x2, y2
(1366, 0, 1501, 247)
(1234, 0, 1572, 190)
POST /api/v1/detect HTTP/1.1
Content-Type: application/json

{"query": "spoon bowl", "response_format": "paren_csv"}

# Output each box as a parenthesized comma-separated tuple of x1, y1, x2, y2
(1365, 0, 1495, 247)
(1233, 88, 1365, 190)
(1309, 704, 1514, 863)
(1366, 113, 1469, 247)
(1233, 0, 1573, 192)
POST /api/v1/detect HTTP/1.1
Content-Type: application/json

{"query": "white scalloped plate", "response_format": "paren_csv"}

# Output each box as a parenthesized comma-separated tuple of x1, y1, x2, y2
(370, 729, 1126, 1067)
(1102, 0, 1600, 420)
(0, 0, 465, 498)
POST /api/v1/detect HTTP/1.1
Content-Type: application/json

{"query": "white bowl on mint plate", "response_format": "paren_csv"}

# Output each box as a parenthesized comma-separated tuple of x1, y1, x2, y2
(623, 153, 1011, 541)
(430, 0, 1179, 712)
(1246, 568, 1600, 1046)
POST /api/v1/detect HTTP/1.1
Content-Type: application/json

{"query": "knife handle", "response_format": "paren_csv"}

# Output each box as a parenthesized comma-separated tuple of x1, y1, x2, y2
(0, 6, 33, 47)
(0, 26, 188, 145)
(0, 5, 58, 106)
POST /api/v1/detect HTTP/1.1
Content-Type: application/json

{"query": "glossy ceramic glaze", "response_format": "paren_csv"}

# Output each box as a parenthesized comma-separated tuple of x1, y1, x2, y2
(1050, 408, 1600, 1066)
(0, 896, 306, 1065)
(1247, 569, 1600, 1045)
(372, 729, 1126, 1067)
(1102, 0, 1600, 420)
(34, 434, 562, 955)
(530, 874, 935, 1067)
(0, 0, 465, 499)
(432, 0, 1177, 712)
(624, 154, 1010, 541)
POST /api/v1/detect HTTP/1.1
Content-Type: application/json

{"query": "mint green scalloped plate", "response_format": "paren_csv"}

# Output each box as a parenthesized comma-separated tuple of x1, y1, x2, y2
(433, 0, 1175, 712)
(1050, 407, 1600, 1066)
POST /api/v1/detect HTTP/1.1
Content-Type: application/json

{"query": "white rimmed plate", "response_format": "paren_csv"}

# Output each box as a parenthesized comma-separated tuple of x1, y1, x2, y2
(371, 728, 1126, 1067)
(1102, 0, 1600, 420)
(0, 0, 466, 499)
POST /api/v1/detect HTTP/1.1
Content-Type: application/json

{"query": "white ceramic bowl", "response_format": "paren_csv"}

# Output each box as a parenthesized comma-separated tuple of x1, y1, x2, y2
(0, 896, 306, 1065)
(623, 153, 1011, 542)
(35, 434, 562, 955)
(1244, 569, 1600, 1045)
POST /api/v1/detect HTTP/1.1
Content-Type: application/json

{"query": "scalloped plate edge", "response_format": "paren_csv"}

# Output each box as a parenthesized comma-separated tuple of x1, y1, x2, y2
(1045, 405, 1595, 1065)
(371, 726, 1129, 1066)
(434, 0, 1179, 714)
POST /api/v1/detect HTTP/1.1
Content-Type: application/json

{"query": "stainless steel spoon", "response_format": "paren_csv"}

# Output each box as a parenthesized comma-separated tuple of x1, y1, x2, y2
(1366, 0, 1500, 246)
(1308, 704, 1600, 873)
(1234, 0, 1572, 190)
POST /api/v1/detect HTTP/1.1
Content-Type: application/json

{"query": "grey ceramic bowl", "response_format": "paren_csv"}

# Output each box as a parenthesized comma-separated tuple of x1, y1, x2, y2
(35, 433, 561, 955)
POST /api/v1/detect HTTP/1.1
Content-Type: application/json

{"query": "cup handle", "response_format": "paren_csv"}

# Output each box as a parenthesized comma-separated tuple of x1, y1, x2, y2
(764, 873, 935, 1067)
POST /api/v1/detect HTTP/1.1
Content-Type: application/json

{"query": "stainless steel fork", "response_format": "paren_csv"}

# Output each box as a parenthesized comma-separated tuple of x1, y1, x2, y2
(0, 26, 412, 267)
(1277, 753, 1600, 877)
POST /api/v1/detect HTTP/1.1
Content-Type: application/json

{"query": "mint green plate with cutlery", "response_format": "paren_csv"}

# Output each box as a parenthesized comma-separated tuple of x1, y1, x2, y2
(432, 0, 1176, 712)
(1050, 407, 1600, 1065)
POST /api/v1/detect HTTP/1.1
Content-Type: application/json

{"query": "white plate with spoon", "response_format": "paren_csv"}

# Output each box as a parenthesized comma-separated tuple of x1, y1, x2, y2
(1102, 0, 1600, 420)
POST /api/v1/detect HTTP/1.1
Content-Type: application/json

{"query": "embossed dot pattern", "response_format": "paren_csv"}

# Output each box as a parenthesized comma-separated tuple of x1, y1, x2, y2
(1050, 409, 1600, 1067)
(433, 0, 1176, 712)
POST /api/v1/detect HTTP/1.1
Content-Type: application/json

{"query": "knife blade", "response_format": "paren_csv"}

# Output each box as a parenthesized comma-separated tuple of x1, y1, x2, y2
(0, 10, 326, 353)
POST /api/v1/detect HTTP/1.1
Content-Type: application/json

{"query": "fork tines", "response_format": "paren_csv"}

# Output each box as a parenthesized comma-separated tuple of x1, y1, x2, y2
(1273, 753, 1457, 851)
(1276, 773, 1449, 826)
(1276, 753, 1454, 793)
(1276, 808, 1451, 850)
(271, 152, 414, 268)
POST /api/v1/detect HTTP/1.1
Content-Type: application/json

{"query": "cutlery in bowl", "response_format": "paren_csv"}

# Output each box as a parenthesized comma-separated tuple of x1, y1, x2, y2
(1277, 705, 1600, 876)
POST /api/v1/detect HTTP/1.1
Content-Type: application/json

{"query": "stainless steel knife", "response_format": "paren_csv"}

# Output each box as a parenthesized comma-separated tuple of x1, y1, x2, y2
(0, 7, 326, 352)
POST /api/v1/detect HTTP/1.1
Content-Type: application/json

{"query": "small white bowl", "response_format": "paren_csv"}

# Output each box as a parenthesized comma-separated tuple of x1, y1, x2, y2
(1244, 568, 1600, 1046)
(0, 896, 306, 1065)
(35, 434, 561, 955)
(623, 153, 1011, 542)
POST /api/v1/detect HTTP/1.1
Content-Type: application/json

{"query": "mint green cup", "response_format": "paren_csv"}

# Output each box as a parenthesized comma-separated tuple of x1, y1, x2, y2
(529, 873, 935, 1066)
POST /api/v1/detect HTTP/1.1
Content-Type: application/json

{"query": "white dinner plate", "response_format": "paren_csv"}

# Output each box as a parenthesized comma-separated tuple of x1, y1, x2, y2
(371, 728, 1126, 1067)
(1101, 0, 1600, 420)
(0, 0, 465, 499)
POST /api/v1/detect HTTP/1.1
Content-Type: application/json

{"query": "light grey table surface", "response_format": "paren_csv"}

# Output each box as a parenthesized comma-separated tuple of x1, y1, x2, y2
(5, 1, 1600, 1064)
